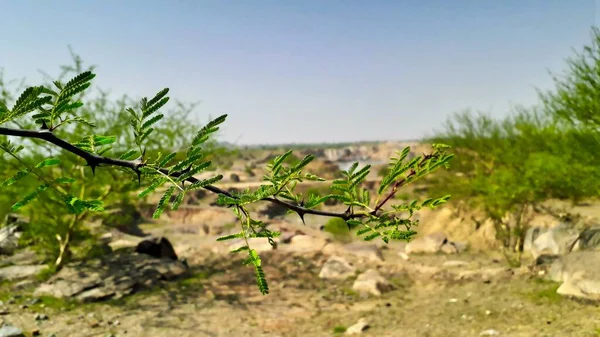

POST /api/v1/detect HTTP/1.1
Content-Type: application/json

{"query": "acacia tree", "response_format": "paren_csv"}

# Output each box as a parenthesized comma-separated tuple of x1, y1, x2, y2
(0, 51, 234, 268)
(0, 69, 453, 294)
(539, 26, 600, 147)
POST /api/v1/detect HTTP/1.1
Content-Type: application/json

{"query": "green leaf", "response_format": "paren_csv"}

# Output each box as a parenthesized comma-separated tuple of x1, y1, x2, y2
(153, 185, 175, 219)
(93, 135, 116, 146)
(119, 149, 139, 160)
(138, 178, 168, 198)
(35, 158, 60, 168)
(11, 183, 49, 211)
(55, 177, 76, 184)
(1, 169, 29, 187)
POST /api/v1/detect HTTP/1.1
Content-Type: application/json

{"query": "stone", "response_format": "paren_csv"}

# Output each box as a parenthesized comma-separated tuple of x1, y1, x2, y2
(134, 237, 178, 261)
(0, 225, 21, 255)
(345, 318, 370, 335)
(440, 242, 458, 254)
(281, 235, 327, 253)
(318, 256, 356, 280)
(524, 224, 579, 260)
(550, 251, 600, 301)
(0, 265, 48, 281)
(479, 329, 500, 336)
(405, 232, 447, 254)
(352, 269, 392, 296)
(0, 324, 24, 337)
(34, 252, 188, 302)
(323, 243, 384, 263)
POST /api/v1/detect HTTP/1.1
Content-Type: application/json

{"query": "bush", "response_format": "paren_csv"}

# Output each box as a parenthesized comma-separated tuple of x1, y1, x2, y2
(322, 217, 352, 242)
(428, 26, 600, 265)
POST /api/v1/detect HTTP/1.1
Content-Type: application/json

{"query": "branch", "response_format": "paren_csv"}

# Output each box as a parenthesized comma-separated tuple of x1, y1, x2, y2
(0, 126, 369, 221)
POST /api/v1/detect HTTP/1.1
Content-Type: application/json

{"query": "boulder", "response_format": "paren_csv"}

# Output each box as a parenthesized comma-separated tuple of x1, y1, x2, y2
(405, 232, 447, 254)
(318, 256, 356, 280)
(34, 252, 188, 302)
(547, 251, 600, 301)
(0, 265, 48, 281)
(135, 237, 178, 261)
(352, 269, 393, 296)
(280, 235, 328, 253)
(0, 225, 21, 255)
(0, 324, 24, 337)
(524, 224, 579, 259)
(322, 242, 384, 263)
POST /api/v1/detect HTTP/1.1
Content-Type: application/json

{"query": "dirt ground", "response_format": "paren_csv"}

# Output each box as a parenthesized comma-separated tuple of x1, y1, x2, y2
(2, 248, 600, 337)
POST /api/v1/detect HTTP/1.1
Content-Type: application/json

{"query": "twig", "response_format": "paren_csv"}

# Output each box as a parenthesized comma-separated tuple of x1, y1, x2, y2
(0, 126, 373, 221)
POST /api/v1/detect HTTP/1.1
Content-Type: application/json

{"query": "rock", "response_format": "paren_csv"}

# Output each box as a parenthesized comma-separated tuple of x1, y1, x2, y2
(34, 252, 188, 302)
(345, 318, 370, 335)
(524, 224, 579, 260)
(256, 203, 289, 219)
(281, 235, 327, 253)
(573, 226, 600, 251)
(549, 251, 600, 301)
(319, 256, 356, 280)
(34, 313, 48, 321)
(352, 269, 392, 296)
(134, 237, 178, 261)
(323, 243, 384, 263)
(440, 242, 458, 254)
(228, 238, 275, 253)
(0, 324, 24, 337)
(479, 329, 500, 336)
(0, 250, 40, 268)
(0, 265, 47, 281)
(0, 225, 21, 255)
(229, 173, 241, 183)
(405, 232, 447, 254)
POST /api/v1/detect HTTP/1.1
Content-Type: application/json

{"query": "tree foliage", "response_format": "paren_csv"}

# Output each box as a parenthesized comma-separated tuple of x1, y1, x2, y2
(0, 58, 453, 294)
(428, 26, 600, 265)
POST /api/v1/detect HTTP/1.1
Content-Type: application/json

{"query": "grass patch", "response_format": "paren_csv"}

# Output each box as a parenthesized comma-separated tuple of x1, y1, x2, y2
(333, 326, 347, 334)
(523, 278, 564, 304)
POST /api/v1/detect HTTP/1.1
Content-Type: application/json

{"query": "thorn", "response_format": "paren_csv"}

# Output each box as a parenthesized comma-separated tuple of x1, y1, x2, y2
(344, 205, 352, 217)
(86, 160, 97, 176)
(41, 121, 49, 130)
(297, 211, 306, 225)
(136, 170, 142, 186)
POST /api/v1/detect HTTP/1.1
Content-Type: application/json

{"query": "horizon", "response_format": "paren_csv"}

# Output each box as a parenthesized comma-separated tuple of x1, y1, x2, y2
(2, 1, 598, 145)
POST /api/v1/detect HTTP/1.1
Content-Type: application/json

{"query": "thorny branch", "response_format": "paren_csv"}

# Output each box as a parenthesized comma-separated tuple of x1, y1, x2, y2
(0, 126, 421, 221)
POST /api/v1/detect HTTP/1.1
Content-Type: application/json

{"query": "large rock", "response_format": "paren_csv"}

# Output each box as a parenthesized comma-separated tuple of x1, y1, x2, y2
(405, 232, 447, 254)
(0, 265, 48, 281)
(0, 324, 24, 337)
(572, 226, 600, 251)
(547, 251, 600, 301)
(135, 236, 178, 261)
(319, 256, 356, 280)
(280, 235, 328, 253)
(34, 252, 188, 302)
(0, 225, 21, 255)
(352, 269, 393, 296)
(322, 243, 384, 263)
(524, 224, 579, 259)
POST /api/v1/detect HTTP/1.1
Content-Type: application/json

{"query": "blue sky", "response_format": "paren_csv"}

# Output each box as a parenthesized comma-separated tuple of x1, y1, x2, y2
(1, 1, 598, 145)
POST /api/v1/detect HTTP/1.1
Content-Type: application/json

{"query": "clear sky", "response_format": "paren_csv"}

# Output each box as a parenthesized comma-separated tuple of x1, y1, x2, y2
(1, 1, 598, 145)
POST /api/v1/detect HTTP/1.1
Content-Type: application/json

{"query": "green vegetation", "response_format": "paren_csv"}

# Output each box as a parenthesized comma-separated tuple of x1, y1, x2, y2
(429, 26, 600, 266)
(0, 50, 453, 294)
(322, 217, 352, 242)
